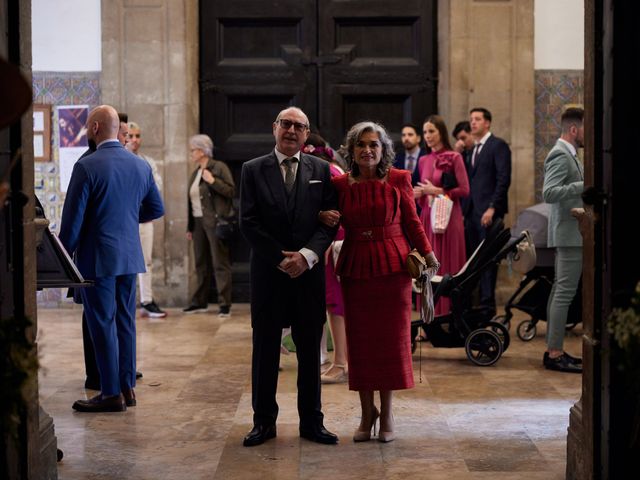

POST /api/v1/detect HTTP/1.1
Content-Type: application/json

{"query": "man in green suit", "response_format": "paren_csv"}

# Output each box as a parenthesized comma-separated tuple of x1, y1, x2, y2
(542, 107, 584, 373)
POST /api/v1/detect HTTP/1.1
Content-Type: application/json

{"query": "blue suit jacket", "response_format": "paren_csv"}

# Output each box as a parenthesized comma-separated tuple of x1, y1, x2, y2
(465, 134, 511, 219)
(59, 140, 165, 279)
(394, 148, 426, 186)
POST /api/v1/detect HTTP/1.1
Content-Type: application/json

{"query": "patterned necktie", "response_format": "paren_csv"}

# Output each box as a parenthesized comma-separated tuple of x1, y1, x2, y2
(282, 157, 297, 193)
(406, 155, 415, 173)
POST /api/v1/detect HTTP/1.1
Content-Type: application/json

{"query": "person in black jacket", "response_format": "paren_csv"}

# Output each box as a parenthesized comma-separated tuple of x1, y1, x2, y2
(184, 134, 235, 317)
(465, 108, 512, 314)
(239, 107, 339, 447)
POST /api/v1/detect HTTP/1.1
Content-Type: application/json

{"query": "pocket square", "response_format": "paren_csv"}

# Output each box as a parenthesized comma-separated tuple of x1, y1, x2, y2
(309, 180, 322, 184)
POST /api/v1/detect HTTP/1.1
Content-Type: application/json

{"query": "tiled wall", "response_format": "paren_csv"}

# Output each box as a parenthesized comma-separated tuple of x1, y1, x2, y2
(534, 70, 584, 202)
(33, 71, 101, 307)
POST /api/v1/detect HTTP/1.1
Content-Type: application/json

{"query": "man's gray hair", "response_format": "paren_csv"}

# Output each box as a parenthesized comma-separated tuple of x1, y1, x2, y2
(128, 121, 141, 131)
(189, 134, 214, 158)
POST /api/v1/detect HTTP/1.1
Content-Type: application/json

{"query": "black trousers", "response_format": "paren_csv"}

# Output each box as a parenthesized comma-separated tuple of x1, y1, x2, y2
(466, 213, 500, 311)
(251, 310, 325, 428)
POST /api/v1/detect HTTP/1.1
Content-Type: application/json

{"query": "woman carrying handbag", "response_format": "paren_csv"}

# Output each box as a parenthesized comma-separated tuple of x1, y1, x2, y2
(184, 134, 235, 318)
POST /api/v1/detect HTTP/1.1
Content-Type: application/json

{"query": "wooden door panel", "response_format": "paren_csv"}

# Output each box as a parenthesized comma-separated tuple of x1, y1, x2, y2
(200, 0, 317, 163)
(200, 1, 437, 300)
(318, 0, 437, 147)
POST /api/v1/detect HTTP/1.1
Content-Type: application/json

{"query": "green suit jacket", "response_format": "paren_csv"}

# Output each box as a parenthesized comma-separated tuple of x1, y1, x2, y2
(542, 139, 584, 247)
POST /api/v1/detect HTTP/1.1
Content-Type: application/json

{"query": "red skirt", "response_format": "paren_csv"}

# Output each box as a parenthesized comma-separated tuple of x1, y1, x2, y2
(341, 272, 415, 391)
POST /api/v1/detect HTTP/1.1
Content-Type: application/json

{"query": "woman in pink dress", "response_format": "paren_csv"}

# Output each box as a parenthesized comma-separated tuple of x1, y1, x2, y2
(321, 122, 437, 443)
(303, 134, 348, 384)
(414, 115, 469, 316)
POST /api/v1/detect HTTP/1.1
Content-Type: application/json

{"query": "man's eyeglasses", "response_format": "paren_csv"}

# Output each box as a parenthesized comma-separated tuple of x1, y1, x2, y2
(128, 134, 141, 139)
(277, 119, 308, 132)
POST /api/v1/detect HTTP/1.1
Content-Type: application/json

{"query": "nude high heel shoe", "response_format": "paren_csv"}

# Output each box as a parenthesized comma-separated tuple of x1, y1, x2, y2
(353, 408, 379, 442)
(321, 364, 348, 384)
(378, 413, 395, 443)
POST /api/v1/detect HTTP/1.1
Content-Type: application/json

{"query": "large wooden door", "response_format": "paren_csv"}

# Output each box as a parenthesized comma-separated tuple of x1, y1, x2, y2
(318, 0, 437, 146)
(200, 0, 437, 299)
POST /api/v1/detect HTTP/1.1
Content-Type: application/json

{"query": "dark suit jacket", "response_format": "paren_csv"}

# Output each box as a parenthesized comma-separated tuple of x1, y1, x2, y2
(187, 158, 235, 232)
(59, 140, 164, 279)
(239, 151, 337, 326)
(394, 148, 426, 186)
(466, 134, 511, 219)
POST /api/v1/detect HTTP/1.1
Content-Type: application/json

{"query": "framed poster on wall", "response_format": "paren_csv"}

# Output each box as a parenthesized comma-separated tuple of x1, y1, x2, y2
(33, 103, 51, 161)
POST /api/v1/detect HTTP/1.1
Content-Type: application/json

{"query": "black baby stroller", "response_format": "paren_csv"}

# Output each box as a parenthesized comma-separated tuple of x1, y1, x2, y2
(494, 203, 581, 341)
(411, 219, 528, 366)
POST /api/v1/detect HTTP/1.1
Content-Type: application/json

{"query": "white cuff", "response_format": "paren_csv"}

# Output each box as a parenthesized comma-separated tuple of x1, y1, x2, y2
(299, 247, 319, 270)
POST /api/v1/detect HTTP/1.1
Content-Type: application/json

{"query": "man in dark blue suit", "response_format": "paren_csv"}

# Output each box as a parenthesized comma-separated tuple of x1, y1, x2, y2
(393, 123, 425, 186)
(465, 108, 511, 314)
(60, 105, 164, 412)
(452, 120, 475, 257)
(240, 106, 338, 446)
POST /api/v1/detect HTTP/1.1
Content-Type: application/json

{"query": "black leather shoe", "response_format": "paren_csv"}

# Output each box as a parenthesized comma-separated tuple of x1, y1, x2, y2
(564, 352, 583, 365)
(72, 393, 126, 412)
(243, 424, 277, 447)
(299, 424, 339, 444)
(543, 353, 582, 373)
(122, 388, 136, 407)
(543, 351, 583, 366)
(136, 371, 143, 379)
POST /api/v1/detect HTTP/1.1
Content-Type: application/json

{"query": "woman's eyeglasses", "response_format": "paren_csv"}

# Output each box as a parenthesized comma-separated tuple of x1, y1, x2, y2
(277, 119, 308, 132)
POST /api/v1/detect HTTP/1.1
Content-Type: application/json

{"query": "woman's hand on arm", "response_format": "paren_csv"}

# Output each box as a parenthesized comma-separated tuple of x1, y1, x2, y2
(319, 209, 341, 227)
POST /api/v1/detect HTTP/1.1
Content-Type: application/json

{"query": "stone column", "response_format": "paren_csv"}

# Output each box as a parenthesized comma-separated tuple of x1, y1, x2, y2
(439, 0, 535, 226)
(101, 0, 199, 306)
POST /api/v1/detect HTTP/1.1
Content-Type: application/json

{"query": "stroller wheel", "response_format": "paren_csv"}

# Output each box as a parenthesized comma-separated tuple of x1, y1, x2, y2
(487, 321, 511, 352)
(465, 329, 504, 366)
(517, 320, 537, 341)
(492, 314, 511, 332)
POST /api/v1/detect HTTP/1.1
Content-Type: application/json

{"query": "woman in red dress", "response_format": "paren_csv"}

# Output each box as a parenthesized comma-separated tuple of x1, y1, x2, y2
(321, 121, 437, 443)
(414, 115, 469, 316)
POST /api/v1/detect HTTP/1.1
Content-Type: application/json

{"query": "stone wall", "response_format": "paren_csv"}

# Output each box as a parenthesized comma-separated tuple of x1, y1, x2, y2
(101, 0, 199, 306)
(439, 0, 535, 224)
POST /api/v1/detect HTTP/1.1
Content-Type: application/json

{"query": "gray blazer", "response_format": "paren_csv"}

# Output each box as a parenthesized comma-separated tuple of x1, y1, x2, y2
(542, 139, 584, 247)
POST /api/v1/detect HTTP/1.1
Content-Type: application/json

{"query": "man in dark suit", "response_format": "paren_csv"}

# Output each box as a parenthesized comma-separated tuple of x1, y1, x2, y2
(452, 120, 475, 257)
(60, 105, 164, 412)
(239, 106, 338, 446)
(393, 123, 425, 186)
(465, 108, 512, 314)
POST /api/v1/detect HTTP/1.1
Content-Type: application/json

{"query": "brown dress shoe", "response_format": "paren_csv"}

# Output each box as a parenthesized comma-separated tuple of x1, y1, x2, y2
(72, 393, 126, 412)
(122, 388, 136, 407)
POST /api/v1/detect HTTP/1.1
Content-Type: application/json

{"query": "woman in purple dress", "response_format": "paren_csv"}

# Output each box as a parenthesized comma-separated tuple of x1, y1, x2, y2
(414, 115, 470, 316)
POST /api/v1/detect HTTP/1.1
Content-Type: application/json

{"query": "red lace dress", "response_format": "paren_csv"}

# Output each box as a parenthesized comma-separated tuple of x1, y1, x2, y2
(333, 169, 432, 391)
(416, 150, 469, 316)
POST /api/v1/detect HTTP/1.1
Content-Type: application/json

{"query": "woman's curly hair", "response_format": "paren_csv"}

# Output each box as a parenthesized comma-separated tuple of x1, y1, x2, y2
(338, 121, 395, 178)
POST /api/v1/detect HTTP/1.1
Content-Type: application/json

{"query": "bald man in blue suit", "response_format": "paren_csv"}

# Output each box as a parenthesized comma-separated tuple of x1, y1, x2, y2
(60, 105, 164, 412)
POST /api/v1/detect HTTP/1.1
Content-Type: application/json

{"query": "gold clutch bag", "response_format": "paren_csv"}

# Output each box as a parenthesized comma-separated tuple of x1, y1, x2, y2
(406, 249, 427, 279)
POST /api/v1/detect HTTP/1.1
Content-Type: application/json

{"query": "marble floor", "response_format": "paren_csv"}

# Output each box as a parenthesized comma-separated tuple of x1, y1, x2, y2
(37, 304, 582, 480)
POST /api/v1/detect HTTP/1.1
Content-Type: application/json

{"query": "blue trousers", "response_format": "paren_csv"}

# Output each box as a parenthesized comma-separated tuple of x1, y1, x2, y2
(81, 274, 137, 396)
(546, 247, 582, 351)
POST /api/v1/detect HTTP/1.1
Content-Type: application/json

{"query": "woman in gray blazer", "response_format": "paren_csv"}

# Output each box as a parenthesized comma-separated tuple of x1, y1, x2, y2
(184, 134, 235, 317)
